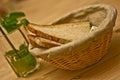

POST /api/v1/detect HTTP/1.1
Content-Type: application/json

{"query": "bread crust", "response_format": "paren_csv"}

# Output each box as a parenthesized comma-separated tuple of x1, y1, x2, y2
(28, 35, 62, 48)
(27, 25, 71, 44)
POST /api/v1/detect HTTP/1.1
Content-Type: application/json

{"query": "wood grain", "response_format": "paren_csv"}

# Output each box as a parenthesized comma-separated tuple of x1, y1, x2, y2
(0, 0, 120, 80)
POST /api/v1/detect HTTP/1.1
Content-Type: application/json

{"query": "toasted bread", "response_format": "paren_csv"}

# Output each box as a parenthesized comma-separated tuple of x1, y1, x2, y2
(28, 35, 62, 48)
(27, 21, 91, 44)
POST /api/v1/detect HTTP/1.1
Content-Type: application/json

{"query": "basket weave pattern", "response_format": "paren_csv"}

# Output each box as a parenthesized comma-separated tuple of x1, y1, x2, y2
(41, 30, 112, 70)
(31, 4, 117, 70)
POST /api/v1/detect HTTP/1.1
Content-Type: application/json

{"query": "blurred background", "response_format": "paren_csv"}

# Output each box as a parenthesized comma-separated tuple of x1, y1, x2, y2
(0, 0, 24, 17)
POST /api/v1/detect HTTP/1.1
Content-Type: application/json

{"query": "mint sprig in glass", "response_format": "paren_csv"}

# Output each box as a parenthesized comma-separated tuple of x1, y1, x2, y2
(0, 12, 40, 77)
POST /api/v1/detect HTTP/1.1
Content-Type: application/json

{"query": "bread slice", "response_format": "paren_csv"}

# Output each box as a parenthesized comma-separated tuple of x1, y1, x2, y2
(28, 35, 62, 48)
(27, 24, 71, 44)
(27, 21, 91, 44)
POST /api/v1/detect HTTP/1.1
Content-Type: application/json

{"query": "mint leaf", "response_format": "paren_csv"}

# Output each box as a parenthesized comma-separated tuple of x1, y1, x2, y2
(19, 44, 27, 50)
(0, 12, 29, 33)
(18, 44, 29, 58)
(0, 15, 20, 33)
(0, 19, 5, 26)
(4, 23, 21, 33)
(10, 12, 25, 19)
(6, 50, 17, 56)
(8, 19, 18, 25)
(18, 49, 29, 58)
(1, 15, 11, 23)
(20, 18, 29, 26)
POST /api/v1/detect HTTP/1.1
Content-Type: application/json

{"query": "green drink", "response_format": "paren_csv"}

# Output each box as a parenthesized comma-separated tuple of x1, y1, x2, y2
(5, 44, 40, 77)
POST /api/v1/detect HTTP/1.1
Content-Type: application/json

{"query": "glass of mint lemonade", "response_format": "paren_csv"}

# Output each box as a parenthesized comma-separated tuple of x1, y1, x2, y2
(5, 44, 40, 77)
(0, 12, 40, 77)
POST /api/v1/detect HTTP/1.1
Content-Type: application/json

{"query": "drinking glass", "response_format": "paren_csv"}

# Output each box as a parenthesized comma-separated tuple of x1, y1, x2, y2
(0, 26, 40, 77)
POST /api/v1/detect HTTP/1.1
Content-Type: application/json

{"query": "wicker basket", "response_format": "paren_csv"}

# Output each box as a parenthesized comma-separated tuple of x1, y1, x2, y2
(29, 4, 117, 70)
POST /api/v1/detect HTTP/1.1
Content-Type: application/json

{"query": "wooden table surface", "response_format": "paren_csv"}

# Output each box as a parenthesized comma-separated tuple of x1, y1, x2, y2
(0, 0, 120, 80)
